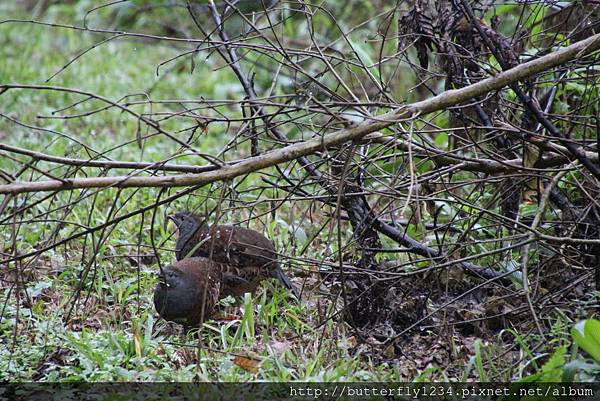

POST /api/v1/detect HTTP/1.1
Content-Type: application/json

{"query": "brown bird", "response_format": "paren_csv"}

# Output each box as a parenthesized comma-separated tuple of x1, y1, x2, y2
(153, 257, 222, 328)
(168, 212, 300, 299)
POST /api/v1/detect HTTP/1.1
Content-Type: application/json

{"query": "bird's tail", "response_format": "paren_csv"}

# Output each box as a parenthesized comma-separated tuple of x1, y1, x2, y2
(272, 266, 301, 300)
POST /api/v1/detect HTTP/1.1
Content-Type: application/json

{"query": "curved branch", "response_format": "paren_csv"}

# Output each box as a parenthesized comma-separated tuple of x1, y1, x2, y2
(0, 143, 220, 174)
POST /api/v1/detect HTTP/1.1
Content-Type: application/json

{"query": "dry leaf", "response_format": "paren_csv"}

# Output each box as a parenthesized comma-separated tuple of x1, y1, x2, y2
(212, 312, 240, 321)
(233, 355, 260, 373)
(383, 344, 395, 358)
(133, 326, 142, 358)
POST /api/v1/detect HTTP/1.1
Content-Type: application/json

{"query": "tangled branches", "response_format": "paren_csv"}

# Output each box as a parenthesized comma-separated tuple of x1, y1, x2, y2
(1, 0, 600, 345)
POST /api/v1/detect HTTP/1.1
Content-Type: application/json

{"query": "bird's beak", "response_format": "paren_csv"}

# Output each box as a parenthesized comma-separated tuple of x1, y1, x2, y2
(158, 274, 172, 288)
(157, 267, 167, 281)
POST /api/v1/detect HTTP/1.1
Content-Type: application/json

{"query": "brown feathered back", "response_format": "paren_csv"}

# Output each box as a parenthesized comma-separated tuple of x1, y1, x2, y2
(169, 212, 300, 298)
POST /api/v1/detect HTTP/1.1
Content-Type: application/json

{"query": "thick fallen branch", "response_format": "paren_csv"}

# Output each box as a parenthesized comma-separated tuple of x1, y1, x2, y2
(1, 32, 599, 195)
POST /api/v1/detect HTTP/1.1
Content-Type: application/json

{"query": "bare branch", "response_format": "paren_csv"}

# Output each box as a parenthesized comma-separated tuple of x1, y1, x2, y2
(2, 31, 599, 195)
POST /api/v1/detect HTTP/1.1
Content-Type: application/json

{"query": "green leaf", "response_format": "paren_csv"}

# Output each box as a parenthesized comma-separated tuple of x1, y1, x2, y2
(517, 347, 566, 383)
(571, 319, 600, 364)
(473, 339, 487, 381)
(540, 346, 566, 380)
(434, 131, 448, 147)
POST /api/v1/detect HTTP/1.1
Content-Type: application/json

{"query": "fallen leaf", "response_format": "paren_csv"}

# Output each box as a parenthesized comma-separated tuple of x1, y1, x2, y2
(212, 312, 240, 321)
(383, 344, 395, 358)
(233, 355, 260, 373)
(133, 326, 142, 358)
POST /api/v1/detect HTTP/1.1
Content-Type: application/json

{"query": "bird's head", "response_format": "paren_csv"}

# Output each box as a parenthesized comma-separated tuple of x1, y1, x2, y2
(158, 264, 185, 289)
(167, 212, 202, 237)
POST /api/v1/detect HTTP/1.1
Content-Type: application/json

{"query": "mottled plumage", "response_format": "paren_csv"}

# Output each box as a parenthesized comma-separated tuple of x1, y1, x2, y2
(153, 257, 222, 328)
(168, 212, 300, 299)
